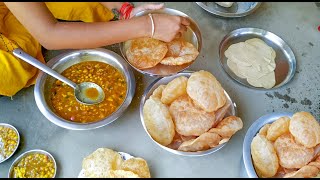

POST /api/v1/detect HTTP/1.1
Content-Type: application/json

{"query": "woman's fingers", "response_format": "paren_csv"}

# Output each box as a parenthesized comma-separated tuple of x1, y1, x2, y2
(179, 25, 187, 34)
(130, 3, 164, 18)
(181, 17, 190, 26)
(140, 3, 164, 11)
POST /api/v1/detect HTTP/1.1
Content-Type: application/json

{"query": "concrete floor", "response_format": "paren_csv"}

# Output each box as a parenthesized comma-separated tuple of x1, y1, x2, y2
(0, 2, 319, 178)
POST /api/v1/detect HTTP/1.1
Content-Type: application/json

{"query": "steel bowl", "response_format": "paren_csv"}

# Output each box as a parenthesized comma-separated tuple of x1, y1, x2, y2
(219, 28, 296, 90)
(8, 149, 57, 178)
(34, 48, 135, 130)
(119, 8, 202, 77)
(0, 123, 20, 164)
(140, 71, 237, 156)
(196, 2, 261, 18)
(242, 112, 294, 178)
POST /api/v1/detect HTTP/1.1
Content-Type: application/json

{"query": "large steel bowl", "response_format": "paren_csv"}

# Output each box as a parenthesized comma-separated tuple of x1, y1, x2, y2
(34, 48, 135, 130)
(119, 8, 202, 77)
(140, 71, 237, 156)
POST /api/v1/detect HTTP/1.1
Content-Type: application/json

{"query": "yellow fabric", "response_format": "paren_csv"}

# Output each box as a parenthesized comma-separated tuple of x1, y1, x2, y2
(0, 2, 114, 96)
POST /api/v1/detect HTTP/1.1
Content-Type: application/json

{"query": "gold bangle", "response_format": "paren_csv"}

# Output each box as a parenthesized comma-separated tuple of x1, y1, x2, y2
(148, 13, 155, 38)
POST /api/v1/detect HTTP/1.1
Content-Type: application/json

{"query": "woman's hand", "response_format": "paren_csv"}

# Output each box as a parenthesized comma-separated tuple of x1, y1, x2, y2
(130, 3, 190, 42)
(150, 14, 190, 42)
(130, 3, 164, 18)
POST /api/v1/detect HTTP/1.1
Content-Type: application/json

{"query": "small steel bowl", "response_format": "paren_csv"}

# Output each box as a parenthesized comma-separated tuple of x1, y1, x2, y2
(196, 2, 261, 18)
(219, 28, 296, 90)
(119, 8, 202, 77)
(140, 71, 237, 156)
(0, 123, 20, 164)
(8, 149, 57, 178)
(242, 112, 294, 178)
(34, 48, 135, 130)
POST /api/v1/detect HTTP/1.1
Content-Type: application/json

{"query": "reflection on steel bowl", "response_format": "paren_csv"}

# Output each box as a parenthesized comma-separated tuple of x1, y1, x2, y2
(140, 71, 238, 156)
(34, 48, 135, 130)
(8, 149, 57, 178)
(119, 8, 202, 77)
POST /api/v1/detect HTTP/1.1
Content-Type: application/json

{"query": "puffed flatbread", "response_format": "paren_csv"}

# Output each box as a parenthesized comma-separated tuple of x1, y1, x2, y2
(186, 70, 227, 112)
(143, 97, 175, 146)
(150, 85, 166, 100)
(161, 76, 188, 105)
(289, 111, 320, 148)
(258, 124, 271, 137)
(82, 148, 123, 178)
(178, 132, 221, 152)
(126, 38, 168, 69)
(120, 158, 151, 178)
(169, 95, 216, 136)
(266, 116, 290, 142)
(251, 134, 279, 178)
(107, 170, 140, 178)
(160, 39, 199, 66)
(283, 165, 319, 178)
(208, 116, 243, 139)
(274, 133, 314, 169)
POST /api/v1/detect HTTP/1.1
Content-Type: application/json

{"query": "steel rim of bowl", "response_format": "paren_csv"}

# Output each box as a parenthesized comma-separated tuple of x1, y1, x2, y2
(195, 2, 262, 18)
(34, 48, 136, 130)
(242, 112, 294, 178)
(119, 8, 202, 77)
(0, 123, 20, 164)
(139, 71, 237, 156)
(8, 149, 57, 178)
(218, 27, 296, 90)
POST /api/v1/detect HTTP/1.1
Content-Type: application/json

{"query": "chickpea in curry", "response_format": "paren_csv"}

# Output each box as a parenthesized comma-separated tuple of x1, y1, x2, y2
(50, 61, 127, 123)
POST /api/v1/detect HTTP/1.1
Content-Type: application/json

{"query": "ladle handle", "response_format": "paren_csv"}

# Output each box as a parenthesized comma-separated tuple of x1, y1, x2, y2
(13, 48, 77, 89)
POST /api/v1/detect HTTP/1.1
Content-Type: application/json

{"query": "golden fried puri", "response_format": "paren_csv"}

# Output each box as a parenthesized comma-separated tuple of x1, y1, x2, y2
(274, 133, 314, 169)
(161, 76, 188, 105)
(160, 39, 199, 66)
(143, 98, 175, 146)
(120, 158, 151, 178)
(258, 124, 271, 137)
(126, 38, 168, 69)
(187, 70, 227, 112)
(251, 134, 279, 178)
(266, 116, 290, 142)
(169, 95, 216, 136)
(150, 85, 166, 100)
(178, 132, 221, 152)
(208, 116, 243, 139)
(289, 111, 320, 148)
(283, 165, 319, 178)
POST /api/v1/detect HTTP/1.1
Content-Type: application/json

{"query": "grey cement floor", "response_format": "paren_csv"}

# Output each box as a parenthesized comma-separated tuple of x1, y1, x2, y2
(0, 2, 320, 178)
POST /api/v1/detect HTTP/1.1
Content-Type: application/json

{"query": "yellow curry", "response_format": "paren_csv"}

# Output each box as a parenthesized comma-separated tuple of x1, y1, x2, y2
(50, 61, 127, 123)
(12, 153, 55, 178)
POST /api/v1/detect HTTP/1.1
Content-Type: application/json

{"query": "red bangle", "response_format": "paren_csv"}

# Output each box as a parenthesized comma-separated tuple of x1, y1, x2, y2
(119, 2, 134, 20)
(124, 6, 133, 19)
(119, 2, 130, 15)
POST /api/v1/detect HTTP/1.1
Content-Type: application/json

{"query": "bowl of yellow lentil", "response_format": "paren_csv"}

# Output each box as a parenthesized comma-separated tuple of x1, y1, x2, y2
(0, 123, 20, 163)
(34, 48, 136, 130)
(8, 149, 57, 178)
